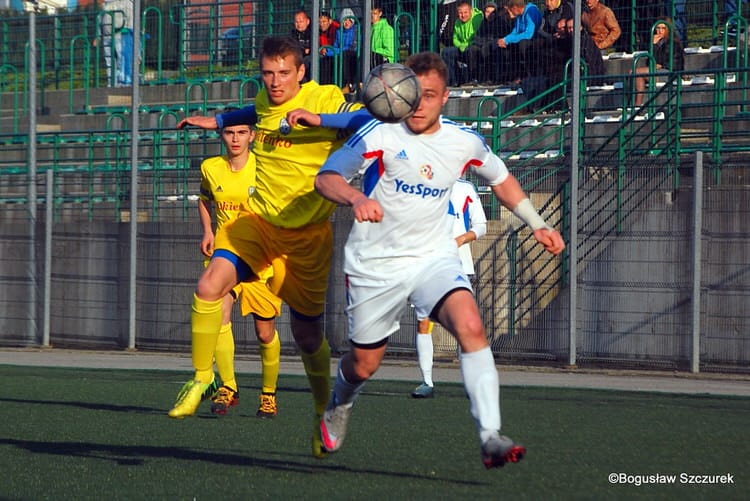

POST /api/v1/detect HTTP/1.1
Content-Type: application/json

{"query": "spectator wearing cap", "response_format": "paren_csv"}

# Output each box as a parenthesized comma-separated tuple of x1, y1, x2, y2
(323, 13, 361, 94)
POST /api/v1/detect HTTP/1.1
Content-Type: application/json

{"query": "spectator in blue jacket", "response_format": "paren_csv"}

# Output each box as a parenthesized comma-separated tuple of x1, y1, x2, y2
(323, 15, 360, 94)
(497, 0, 543, 82)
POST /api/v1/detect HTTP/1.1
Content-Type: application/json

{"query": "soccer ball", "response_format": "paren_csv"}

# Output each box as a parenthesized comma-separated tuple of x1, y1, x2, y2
(361, 63, 421, 123)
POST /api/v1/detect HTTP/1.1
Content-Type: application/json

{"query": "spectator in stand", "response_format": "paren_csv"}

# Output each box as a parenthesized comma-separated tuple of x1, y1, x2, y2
(581, 0, 621, 51)
(441, 0, 484, 86)
(565, 18, 606, 81)
(633, 19, 684, 107)
(539, 0, 574, 40)
(473, 2, 515, 84)
(291, 10, 313, 82)
(371, 5, 396, 67)
(541, 16, 605, 109)
(318, 11, 340, 84)
(497, 0, 543, 84)
(324, 14, 360, 94)
(533, 0, 575, 84)
(96, 0, 135, 87)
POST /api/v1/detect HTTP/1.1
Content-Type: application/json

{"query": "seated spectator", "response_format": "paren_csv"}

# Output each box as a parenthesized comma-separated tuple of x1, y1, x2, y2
(565, 18, 606, 81)
(291, 10, 313, 82)
(531, 16, 605, 110)
(441, 0, 484, 86)
(473, 2, 515, 84)
(532, 0, 574, 84)
(497, 0, 543, 83)
(318, 11, 340, 84)
(581, 0, 621, 51)
(539, 0, 574, 41)
(371, 6, 396, 68)
(633, 19, 684, 107)
(323, 14, 360, 94)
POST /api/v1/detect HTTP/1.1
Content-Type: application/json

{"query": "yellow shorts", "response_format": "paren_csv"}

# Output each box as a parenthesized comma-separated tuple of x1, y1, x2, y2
(215, 212, 333, 317)
(236, 276, 282, 319)
(203, 257, 282, 319)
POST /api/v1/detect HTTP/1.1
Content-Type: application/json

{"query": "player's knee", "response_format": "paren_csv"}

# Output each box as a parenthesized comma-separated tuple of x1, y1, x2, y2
(255, 325, 276, 344)
(350, 359, 379, 382)
(195, 277, 229, 302)
(456, 315, 486, 341)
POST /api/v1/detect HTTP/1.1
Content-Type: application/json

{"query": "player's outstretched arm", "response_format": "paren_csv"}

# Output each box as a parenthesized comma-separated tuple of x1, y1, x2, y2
(286, 108, 372, 129)
(177, 105, 258, 130)
(491, 174, 565, 255)
(176, 116, 218, 130)
(315, 171, 383, 223)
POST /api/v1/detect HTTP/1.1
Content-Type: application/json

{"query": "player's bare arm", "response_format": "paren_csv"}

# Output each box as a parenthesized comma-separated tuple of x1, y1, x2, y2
(315, 171, 383, 223)
(176, 116, 218, 130)
(491, 174, 566, 255)
(455, 230, 477, 247)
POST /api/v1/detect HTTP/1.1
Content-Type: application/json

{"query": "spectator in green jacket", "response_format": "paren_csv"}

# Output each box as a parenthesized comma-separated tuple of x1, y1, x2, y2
(371, 6, 396, 67)
(440, 0, 484, 86)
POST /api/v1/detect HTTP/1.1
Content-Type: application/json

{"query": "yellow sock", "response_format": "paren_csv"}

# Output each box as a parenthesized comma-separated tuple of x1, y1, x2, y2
(214, 322, 237, 392)
(191, 294, 223, 384)
(300, 339, 331, 416)
(259, 330, 281, 394)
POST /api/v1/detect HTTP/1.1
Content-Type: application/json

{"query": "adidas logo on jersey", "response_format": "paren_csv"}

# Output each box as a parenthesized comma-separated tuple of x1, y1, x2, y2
(216, 186, 224, 192)
(395, 149, 409, 160)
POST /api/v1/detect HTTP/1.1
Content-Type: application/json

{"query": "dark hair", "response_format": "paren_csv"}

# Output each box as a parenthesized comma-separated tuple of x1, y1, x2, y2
(405, 52, 449, 83)
(260, 36, 304, 67)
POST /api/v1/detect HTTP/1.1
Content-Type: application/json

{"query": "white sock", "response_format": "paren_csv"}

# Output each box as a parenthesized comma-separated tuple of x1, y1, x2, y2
(416, 334, 434, 387)
(332, 359, 365, 408)
(460, 346, 501, 443)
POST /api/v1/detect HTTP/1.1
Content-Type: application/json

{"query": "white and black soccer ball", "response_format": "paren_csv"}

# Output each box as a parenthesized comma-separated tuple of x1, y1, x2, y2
(361, 63, 421, 123)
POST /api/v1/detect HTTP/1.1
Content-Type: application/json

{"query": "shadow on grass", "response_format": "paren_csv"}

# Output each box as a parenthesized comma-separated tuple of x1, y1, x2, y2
(0, 438, 486, 485)
(0, 396, 163, 414)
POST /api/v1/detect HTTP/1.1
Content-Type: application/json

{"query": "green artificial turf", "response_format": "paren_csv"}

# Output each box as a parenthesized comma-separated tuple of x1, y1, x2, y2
(0, 365, 747, 500)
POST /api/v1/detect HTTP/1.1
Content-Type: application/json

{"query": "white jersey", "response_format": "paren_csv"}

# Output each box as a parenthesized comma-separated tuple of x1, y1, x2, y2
(320, 117, 508, 278)
(449, 179, 487, 275)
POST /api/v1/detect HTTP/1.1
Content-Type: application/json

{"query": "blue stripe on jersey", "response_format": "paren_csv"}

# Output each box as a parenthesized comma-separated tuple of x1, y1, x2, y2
(440, 117, 491, 152)
(344, 119, 382, 148)
(462, 203, 471, 231)
(361, 160, 382, 197)
(448, 197, 471, 232)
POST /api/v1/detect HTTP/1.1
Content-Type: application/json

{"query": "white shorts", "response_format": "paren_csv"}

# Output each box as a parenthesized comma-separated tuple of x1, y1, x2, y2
(345, 254, 472, 346)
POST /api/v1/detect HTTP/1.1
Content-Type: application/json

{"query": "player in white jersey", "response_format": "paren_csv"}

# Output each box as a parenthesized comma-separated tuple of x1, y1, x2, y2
(314, 52, 565, 469)
(412, 178, 487, 399)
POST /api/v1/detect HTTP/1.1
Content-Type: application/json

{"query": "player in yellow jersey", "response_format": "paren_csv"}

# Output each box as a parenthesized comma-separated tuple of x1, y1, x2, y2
(167, 123, 284, 419)
(176, 35, 361, 458)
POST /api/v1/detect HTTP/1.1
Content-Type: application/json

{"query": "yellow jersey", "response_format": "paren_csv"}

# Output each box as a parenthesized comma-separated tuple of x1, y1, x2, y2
(250, 80, 361, 228)
(199, 154, 256, 230)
